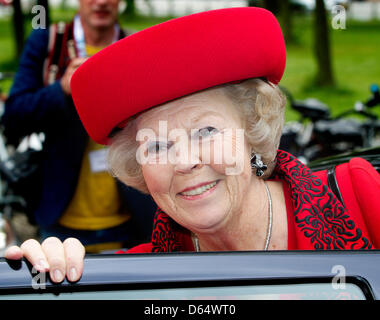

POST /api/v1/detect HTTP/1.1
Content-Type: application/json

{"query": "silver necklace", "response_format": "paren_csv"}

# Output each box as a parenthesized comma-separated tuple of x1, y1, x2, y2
(263, 181, 273, 250)
(193, 181, 273, 252)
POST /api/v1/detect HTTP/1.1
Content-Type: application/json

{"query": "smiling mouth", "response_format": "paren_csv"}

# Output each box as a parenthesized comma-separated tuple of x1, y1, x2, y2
(179, 180, 219, 197)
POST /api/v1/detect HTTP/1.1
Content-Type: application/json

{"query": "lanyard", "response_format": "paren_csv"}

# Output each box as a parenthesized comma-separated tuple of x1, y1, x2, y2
(73, 14, 120, 58)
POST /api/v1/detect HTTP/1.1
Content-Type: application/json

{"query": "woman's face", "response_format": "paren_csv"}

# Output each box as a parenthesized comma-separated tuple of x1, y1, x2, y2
(135, 88, 253, 235)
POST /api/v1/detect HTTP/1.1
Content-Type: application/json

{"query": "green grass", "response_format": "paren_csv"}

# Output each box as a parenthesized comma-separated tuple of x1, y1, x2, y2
(280, 16, 380, 121)
(1, 11, 380, 122)
(0, 17, 18, 93)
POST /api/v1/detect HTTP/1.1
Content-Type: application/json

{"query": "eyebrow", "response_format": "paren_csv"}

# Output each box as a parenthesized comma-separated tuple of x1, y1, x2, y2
(188, 110, 225, 125)
(136, 108, 226, 136)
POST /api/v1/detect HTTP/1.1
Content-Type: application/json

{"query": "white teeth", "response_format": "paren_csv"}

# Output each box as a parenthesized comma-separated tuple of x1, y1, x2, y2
(180, 181, 217, 196)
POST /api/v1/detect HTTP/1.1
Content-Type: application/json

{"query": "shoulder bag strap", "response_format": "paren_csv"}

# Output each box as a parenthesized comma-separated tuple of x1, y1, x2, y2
(43, 21, 69, 86)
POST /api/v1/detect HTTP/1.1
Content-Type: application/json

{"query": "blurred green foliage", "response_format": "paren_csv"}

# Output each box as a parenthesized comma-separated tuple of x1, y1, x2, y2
(280, 16, 380, 121)
(1, 10, 379, 122)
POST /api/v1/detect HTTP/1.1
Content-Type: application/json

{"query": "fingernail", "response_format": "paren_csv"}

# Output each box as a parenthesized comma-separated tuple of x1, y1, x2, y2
(53, 269, 64, 283)
(69, 267, 77, 282)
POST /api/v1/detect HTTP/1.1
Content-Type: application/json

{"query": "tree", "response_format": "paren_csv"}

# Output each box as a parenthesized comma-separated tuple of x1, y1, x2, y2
(11, 0, 24, 59)
(248, 0, 295, 44)
(123, 0, 136, 18)
(280, 0, 295, 44)
(248, 0, 281, 15)
(247, 0, 260, 6)
(263, 0, 281, 15)
(313, 0, 335, 86)
(37, 0, 50, 27)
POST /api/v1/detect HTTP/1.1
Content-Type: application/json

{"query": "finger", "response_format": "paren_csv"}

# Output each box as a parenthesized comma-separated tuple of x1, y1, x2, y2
(20, 239, 50, 273)
(63, 238, 85, 282)
(41, 237, 66, 283)
(69, 57, 87, 69)
(4, 245, 23, 260)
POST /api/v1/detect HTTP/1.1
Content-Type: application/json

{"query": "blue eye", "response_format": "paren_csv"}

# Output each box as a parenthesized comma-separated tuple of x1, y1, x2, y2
(195, 126, 219, 139)
(147, 141, 171, 154)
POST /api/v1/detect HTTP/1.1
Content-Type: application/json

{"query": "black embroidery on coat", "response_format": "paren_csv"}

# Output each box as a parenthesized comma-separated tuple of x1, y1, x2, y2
(272, 150, 372, 250)
(151, 208, 182, 252)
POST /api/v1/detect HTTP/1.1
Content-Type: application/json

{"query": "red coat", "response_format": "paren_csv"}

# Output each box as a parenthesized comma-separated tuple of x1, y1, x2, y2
(118, 150, 380, 253)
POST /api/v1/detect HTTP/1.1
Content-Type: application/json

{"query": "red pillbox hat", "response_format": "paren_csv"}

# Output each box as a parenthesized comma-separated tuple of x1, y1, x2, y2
(71, 7, 286, 145)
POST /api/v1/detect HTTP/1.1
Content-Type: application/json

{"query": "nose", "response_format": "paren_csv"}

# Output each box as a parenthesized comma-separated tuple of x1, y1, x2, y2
(174, 161, 203, 175)
(173, 140, 203, 174)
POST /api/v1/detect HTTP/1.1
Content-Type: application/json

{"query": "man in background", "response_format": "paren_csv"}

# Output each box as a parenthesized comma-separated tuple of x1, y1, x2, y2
(2, 0, 156, 253)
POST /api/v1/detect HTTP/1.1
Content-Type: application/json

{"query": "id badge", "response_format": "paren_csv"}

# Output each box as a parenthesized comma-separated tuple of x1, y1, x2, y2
(89, 148, 109, 173)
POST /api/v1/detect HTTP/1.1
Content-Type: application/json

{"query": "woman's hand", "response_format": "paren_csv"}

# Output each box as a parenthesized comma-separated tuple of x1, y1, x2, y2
(4, 237, 85, 283)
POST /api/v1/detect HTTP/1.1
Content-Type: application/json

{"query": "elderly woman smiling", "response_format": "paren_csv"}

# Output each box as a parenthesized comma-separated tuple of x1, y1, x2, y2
(109, 78, 287, 252)
(5, 7, 380, 283)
